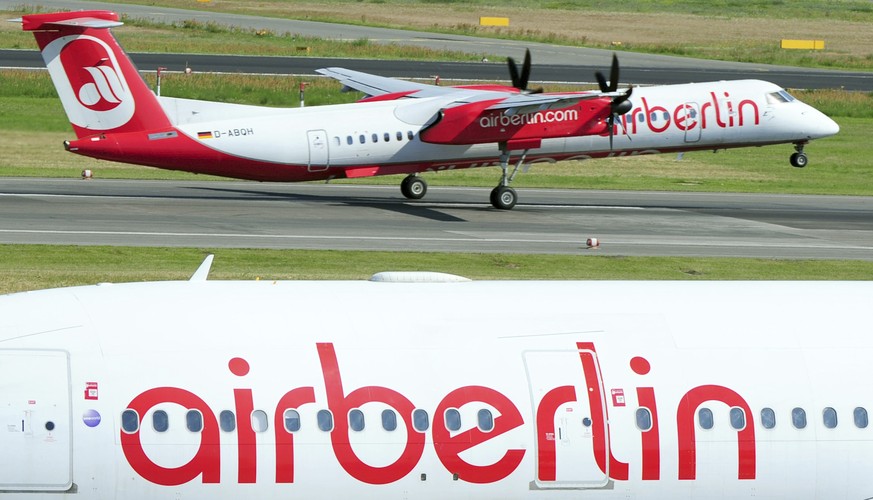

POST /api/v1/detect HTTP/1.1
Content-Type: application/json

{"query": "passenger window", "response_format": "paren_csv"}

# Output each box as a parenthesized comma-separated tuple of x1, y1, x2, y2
(636, 408, 652, 431)
(332, 136, 341, 146)
(854, 407, 868, 428)
(346, 135, 353, 145)
(359, 134, 365, 144)
(477, 409, 494, 432)
(823, 407, 838, 429)
(153, 410, 169, 432)
(219, 410, 236, 432)
(698, 408, 713, 430)
(284, 409, 301, 432)
(384, 132, 390, 142)
(251, 410, 268, 432)
(349, 409, 365, 432)
(792, 408, 807, 429)
(761, 408, 776, 429)
(372, 133, 378, 143)
(382, 409, 397, 431)
(317, 410, 333, 432)
(445, 409, 461, 431)
(121, 409, 139, 433)
(730, 407, 746, 430)
(396, 131, 403, 141)
(407, 130, 414, 140)
(662, 112, 669, 120)
(413, 409, 429, 432)
(186, 410, 203, 432)
(638, 114, 644, 123)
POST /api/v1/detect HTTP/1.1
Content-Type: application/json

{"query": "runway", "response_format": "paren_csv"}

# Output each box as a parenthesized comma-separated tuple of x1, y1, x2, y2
(4, 49, 867, 91)
(3, 0, 871, 90)
(3, 178, 872, 260)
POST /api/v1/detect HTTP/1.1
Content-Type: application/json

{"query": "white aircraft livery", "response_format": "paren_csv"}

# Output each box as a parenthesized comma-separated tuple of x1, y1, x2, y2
(0, 258, 871, 498)
(16, 10, 839, 209)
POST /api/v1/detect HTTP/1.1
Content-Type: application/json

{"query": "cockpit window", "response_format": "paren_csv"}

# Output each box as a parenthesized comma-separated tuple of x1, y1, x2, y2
(766, 90, 797, 104)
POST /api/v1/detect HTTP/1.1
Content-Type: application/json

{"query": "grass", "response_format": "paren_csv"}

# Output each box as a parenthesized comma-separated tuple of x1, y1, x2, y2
(4, 245, 873, 295)
(0, 9, 489, 61)
(1, 70, 870, 195)
(6, 2, 872, 70)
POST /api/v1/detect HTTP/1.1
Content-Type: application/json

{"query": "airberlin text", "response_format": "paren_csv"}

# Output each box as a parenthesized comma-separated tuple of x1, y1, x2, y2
(615, 92, 759, 136)
(120, 342, 756, 487)
(479, 109, 579, 129)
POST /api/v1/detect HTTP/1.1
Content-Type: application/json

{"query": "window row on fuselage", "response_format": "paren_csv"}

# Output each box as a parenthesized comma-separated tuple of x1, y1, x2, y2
(334, 130, 417, 147)
(120, 406, 495, 435)
(635, 406, 869, 432)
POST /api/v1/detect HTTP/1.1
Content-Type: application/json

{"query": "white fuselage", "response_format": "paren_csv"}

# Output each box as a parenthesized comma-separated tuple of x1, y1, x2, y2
(164, 79, 837, 172)
(1, 279, 871, 499)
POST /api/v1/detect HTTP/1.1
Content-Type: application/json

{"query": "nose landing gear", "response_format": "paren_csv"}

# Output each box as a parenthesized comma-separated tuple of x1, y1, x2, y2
(790, 142, 809, 168)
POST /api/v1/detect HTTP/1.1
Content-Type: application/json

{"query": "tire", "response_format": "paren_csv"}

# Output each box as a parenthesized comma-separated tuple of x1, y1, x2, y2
(490, 186, 517, 210)
(790, 152, 808, 168)
(401, 175, 427, 199)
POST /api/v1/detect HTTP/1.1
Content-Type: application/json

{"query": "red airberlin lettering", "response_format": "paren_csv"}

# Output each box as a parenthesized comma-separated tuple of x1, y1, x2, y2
(120, 342, 756, 486)
(606, 91, 760, 138)
(317, 343, 424, 484)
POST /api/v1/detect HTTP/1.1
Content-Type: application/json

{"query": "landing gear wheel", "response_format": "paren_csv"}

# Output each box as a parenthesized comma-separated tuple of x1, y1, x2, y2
(490, 186, 517, 210)
(790, 152, 808, 168)
(400, 175, 427, 199)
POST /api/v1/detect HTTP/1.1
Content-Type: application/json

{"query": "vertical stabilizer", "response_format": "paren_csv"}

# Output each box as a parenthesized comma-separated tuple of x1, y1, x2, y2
(21, 11, 171, 138)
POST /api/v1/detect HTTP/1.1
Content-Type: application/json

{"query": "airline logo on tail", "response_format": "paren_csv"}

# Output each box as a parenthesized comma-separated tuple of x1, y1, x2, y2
(42, 34, 135, 130)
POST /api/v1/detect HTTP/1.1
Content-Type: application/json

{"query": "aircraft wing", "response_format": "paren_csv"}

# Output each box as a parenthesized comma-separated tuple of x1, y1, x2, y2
(484, 91, 615, 116)
(316, 67, 455, 98)
(317, 66, 614, 115)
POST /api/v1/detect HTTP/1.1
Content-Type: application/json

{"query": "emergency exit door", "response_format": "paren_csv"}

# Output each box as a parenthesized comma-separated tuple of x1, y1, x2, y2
(0, 350, 72, 491)
(307, 129, 329, 172)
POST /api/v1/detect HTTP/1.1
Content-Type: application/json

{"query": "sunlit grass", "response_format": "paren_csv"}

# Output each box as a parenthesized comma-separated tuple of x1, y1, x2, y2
(4, 245, 873, 295)
(1, 69, 869, 195)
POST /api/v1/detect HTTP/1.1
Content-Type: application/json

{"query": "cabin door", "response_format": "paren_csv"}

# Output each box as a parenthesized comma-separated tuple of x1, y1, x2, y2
(523, 349, 609, 488)
(307, 129, 330, 172)
(0, 350, 72, 491)
(684, 102, 702, 142)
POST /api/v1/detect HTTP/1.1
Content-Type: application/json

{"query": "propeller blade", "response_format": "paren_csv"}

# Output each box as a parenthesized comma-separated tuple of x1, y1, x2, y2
(608, 53, 620, 93)
(519, 49, 532, 91)
(607, 115, 614, 150)
(507, 56, 521, 89)
(595, 71, 609, 93)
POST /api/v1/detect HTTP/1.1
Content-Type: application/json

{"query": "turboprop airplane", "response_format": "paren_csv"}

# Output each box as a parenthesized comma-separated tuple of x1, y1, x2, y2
(1, 257, 873, 499)
(18, 10, 839, 209)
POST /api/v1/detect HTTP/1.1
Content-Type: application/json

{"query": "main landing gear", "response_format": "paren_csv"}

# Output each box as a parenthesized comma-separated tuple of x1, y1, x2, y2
(489, 148, 529, 210)
(400, 174, 427, 199)
(790, 142, 809, 168)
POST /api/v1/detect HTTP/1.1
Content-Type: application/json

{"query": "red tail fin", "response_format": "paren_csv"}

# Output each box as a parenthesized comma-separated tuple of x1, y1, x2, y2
(21, 11, 171, 138)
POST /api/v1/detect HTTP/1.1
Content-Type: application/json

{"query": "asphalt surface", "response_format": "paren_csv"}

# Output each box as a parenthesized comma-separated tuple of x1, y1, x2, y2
(3, 2, 872, 262)
(3, 0, 871, 90)
(4, 49, 870, 90)
(3, 178, 872, 260)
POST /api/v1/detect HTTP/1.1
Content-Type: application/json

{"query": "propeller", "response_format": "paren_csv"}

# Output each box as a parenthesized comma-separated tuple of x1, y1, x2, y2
(595, 53, 633, 150)
(507, 49, 543, 94)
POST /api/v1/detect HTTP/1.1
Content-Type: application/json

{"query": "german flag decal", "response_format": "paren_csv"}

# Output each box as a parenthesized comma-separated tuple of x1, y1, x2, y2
(197, 131, 213, 140)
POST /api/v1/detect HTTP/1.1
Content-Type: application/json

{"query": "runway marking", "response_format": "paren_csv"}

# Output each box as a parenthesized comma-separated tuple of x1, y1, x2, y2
(0, 192, 646, 210)
(0, 228, 867, 250)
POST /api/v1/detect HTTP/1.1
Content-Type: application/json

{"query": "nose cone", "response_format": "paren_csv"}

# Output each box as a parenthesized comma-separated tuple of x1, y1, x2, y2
(802, 106, 840, 139)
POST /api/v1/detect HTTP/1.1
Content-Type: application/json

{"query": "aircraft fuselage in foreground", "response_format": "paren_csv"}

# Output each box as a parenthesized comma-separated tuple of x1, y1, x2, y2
(1, 268, 872, 498)
(19, 11, 839, 209)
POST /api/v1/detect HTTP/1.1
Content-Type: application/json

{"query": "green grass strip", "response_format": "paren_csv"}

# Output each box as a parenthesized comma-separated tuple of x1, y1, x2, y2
(3, 245, 873, 295)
